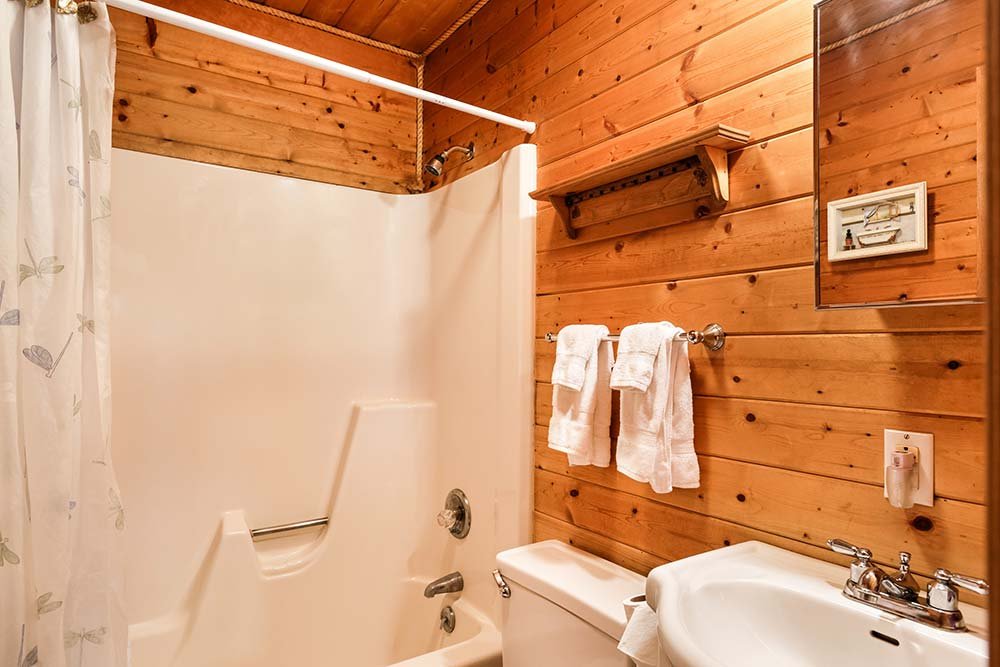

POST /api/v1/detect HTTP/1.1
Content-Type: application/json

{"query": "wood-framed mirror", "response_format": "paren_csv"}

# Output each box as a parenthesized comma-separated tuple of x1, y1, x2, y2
(814, 0, 986, 308)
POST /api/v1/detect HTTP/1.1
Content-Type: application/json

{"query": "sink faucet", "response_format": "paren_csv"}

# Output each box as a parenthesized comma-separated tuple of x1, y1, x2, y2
(424, 572, 464, 598)
(827, 538, 988, 631)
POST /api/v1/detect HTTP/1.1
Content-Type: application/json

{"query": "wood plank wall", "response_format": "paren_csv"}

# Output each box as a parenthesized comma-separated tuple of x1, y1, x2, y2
(423, 0, 989, 583)
(109, 0, 420, 194)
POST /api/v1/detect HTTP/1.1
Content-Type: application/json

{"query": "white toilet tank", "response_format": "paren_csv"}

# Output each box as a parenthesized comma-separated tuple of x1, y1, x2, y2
(496, 540, 646, 666)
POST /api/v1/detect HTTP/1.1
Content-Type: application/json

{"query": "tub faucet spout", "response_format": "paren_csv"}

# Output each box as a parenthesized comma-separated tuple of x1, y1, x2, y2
(424, 572, 464, 598)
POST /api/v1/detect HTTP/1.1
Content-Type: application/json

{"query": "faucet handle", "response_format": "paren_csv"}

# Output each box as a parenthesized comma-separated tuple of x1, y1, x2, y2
(827, 538, 872, 562)
(927, 569, 989, 612)
(436, 509, 458, 529)
(934, 569, 989, 596)
(827, 538, 877, 585)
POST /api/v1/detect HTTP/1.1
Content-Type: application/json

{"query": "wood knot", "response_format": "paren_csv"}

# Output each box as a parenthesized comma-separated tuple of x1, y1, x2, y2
(911, 516, 933, 532)
(736, 493, 746, 502)
(569, 489, 579, 497)
(745, 413, 756, 422)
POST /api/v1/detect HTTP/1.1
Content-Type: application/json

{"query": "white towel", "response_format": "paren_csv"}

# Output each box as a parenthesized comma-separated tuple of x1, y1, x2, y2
(662, 338, 699, 489)
(551, 324, 603, 391)
(613, 323, 699, 493)
(618, 599, 661, 667)
(548, 325, 614, 467)
(610, 323, 666, 392)
(612, 323, 672, 487)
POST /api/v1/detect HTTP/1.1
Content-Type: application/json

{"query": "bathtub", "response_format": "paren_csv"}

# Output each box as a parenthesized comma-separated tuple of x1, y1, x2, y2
(388, 593, 501, 667)
(112, 146, 535, 666)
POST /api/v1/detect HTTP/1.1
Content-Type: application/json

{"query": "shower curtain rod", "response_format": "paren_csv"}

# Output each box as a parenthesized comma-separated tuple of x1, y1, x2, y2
(102, 0, 538, 134)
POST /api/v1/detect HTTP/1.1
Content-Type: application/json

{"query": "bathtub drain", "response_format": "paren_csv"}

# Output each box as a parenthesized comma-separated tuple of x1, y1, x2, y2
(440, 606, 456, 634)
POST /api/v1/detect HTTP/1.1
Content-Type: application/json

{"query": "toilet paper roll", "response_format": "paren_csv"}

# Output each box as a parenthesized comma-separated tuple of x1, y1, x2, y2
(623, 594, 646, 622)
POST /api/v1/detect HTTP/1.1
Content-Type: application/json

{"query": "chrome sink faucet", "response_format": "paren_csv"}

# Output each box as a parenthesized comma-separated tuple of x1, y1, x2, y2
(827, 538, 988, 631)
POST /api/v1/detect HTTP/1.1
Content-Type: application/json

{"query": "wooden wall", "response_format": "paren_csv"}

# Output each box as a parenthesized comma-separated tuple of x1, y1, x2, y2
(424, 0, 989, 583)
(816, 0, 985, 306)
(109, 0, 420, 194)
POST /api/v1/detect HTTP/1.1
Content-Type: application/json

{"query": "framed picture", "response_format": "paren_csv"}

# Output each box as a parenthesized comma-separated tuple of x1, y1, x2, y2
(826, 182, 928, 262)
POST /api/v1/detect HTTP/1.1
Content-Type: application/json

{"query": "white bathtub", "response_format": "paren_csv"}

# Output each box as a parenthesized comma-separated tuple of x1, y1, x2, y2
(387, 592, 501, 667)
(112, 146, 535, 666)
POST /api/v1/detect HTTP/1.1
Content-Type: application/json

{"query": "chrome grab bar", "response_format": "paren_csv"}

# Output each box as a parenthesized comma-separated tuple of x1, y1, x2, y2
(249, 517, 328, 541)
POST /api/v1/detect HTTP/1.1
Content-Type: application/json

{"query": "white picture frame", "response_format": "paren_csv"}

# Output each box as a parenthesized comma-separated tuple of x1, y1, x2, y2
(826, 181, 928, 262)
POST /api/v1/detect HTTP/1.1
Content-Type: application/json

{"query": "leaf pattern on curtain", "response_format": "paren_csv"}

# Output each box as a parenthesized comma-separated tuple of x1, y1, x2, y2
(1, 2, 127, 666)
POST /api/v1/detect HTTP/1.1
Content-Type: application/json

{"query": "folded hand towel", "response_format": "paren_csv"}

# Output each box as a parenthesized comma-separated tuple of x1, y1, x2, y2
(548, 325, 614, 467)
(613, 323, 673, 486)
(618, 598, 661, 667)
(610, 323, 669, 392)
(552, 324, 604, 391)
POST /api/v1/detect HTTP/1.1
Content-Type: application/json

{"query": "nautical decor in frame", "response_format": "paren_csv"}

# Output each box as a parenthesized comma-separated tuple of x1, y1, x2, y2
(826, 182, 928, 262)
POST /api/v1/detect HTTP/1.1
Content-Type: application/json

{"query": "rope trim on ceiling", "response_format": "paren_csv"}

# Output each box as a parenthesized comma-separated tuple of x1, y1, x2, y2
(222, 0, 422, 58)
(819, 0, 946, 54)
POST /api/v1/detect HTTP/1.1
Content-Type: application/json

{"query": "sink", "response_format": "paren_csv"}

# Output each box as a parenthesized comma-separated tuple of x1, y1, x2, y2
(646, 542, 987, 667)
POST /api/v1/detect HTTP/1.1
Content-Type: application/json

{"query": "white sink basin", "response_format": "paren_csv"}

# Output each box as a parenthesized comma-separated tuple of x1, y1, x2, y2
(646, 542, 987, 667)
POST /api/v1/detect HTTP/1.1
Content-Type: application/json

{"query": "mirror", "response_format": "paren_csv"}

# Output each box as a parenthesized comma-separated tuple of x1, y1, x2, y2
(814, 0, 986, 308)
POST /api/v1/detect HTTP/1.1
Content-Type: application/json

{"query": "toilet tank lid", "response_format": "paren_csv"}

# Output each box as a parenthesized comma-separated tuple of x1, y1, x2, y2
(496, 540, 646, 640)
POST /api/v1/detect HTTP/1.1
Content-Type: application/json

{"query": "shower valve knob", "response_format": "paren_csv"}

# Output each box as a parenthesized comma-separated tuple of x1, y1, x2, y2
(436, 509, 458, 529)
(438, 489, 471, 539)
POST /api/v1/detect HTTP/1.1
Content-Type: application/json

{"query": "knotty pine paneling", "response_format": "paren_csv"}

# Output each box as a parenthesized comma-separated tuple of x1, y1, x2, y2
(109, 0, 419, 193)
(425, 0, 989, 579)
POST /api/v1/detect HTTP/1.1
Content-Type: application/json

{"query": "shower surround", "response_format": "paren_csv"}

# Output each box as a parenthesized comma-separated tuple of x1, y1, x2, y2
(109, 145, 536, 665)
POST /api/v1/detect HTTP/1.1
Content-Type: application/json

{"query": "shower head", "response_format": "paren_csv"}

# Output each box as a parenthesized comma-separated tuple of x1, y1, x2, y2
(424, 144, 475, 176)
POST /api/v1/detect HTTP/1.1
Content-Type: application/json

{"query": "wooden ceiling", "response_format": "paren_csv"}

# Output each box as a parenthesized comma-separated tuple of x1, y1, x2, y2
(253, 0, 487, 53)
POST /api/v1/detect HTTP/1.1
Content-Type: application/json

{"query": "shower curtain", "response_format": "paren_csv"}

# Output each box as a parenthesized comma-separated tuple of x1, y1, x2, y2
(1, 2, 126, 666)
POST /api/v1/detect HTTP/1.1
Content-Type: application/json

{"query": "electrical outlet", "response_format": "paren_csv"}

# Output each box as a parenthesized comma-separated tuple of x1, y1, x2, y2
(883, 429, 934, 507)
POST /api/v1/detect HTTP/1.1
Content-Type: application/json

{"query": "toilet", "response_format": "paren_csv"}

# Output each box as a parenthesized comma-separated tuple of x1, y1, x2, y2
(496, 540, 649, 666)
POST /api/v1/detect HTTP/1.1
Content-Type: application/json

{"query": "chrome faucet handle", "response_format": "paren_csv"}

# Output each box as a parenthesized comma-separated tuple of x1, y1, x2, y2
(927, 569, 989, 612)
(938, 570, 990, 596)
(827, 538, 872, 561)
(827, 538, 880, 586)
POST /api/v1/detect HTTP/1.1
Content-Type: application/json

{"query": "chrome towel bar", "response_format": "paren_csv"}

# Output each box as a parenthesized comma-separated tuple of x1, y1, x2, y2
(544, 323, 725, 351)
(250, 517, 328, 541)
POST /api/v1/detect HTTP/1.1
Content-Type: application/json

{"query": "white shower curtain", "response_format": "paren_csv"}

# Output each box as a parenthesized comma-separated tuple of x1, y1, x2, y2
(1, 2, 126, 666)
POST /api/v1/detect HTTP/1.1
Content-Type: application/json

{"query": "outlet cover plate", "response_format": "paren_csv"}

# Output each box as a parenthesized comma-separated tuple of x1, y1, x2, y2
(884, 429, 934, 507)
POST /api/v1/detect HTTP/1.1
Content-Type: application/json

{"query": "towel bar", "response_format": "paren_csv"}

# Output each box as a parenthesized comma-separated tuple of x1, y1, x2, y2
(544, 323, 725, 351)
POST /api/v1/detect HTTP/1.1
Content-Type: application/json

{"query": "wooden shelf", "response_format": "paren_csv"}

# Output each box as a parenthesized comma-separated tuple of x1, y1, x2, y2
(531, 124, 751, 239)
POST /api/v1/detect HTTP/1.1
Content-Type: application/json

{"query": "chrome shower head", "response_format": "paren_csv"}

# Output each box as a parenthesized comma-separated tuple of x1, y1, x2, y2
(424, 144, 475, 176)
(425, 154, 446, 176)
